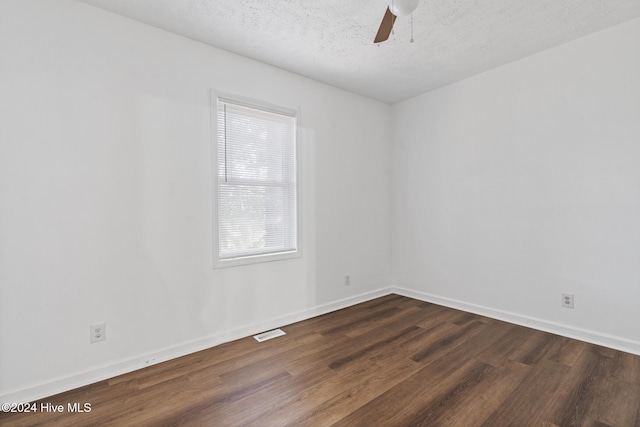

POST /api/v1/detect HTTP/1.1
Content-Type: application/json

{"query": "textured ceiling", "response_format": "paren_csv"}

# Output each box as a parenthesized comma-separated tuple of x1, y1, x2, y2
(79, 0, 640, 104)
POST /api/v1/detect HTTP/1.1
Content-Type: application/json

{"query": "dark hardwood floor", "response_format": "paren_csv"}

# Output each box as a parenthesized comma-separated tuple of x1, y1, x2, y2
(2, 294, 640, 426)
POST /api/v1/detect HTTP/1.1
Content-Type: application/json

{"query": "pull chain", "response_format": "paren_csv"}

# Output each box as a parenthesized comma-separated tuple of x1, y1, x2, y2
(391, 0, 395, 35)
(410, 12, 414, 43)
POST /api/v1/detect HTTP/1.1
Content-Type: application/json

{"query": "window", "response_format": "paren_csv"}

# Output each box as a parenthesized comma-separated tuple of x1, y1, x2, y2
(213, 94, 299, 267)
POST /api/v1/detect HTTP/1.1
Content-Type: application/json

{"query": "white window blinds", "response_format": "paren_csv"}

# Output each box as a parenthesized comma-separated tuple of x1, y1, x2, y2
(215, 96, 298, 266)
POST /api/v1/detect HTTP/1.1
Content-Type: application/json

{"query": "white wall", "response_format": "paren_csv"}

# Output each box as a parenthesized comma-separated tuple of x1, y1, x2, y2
(392, 17, 640, 353)
(0, 0, 391, 400)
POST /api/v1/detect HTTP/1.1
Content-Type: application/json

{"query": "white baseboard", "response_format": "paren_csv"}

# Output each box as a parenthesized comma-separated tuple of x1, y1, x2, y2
(392, 286, 640, 356)
(1, 287, 394, 404)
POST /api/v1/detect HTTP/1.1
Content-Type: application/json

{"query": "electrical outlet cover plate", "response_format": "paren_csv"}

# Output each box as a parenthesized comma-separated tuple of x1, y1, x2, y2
(90, 322, 106, 343)
(561, 293, 574, 309)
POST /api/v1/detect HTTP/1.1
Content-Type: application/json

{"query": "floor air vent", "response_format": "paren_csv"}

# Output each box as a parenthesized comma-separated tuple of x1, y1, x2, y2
(253, 328, 286, 342)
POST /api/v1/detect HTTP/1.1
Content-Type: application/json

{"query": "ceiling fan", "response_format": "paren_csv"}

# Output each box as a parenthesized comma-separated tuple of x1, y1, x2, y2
(374, 0, 419, 43)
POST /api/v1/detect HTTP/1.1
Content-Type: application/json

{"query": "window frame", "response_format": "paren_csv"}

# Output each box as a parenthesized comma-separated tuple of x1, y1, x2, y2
(211, 91, 301, 268)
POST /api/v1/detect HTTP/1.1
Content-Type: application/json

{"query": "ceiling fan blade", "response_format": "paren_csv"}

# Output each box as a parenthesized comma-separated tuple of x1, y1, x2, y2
(374, 7, 397, 43)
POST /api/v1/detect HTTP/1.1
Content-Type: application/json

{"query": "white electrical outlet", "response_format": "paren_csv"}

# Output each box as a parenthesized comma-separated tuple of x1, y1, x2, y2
(561, 293, 574, 309)
(344, 274, 351, 286)
(90, 322, 106, 343)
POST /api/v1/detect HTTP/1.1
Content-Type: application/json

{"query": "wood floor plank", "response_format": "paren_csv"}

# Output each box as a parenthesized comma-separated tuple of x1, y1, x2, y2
(544, 335, 590, 367)
(411, 320, 486, 363)
(474, 322, 536, 367)
(542, 346, 610, 426)
(2, 295, 639, 427)
(437, 360, 532, 426)
(480, 357, 571, 426)
(330, 358, 492, 427)
(223, 363, 364, 426)
(507, 329, 556, 366)
(429, 317, 514, 366)
(585, 373, 640, 426)
(401, 362, 495, 427)
(280, 358, 421, 427)
(611, 349, 640, 385)
(328, 325, 423, 371)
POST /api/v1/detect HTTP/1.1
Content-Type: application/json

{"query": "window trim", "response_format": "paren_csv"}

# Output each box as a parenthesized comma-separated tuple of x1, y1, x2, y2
(211, 90, 301, 268)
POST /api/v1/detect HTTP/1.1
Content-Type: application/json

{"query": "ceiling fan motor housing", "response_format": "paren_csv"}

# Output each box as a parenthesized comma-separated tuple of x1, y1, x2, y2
(389, 0, 419, 17)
